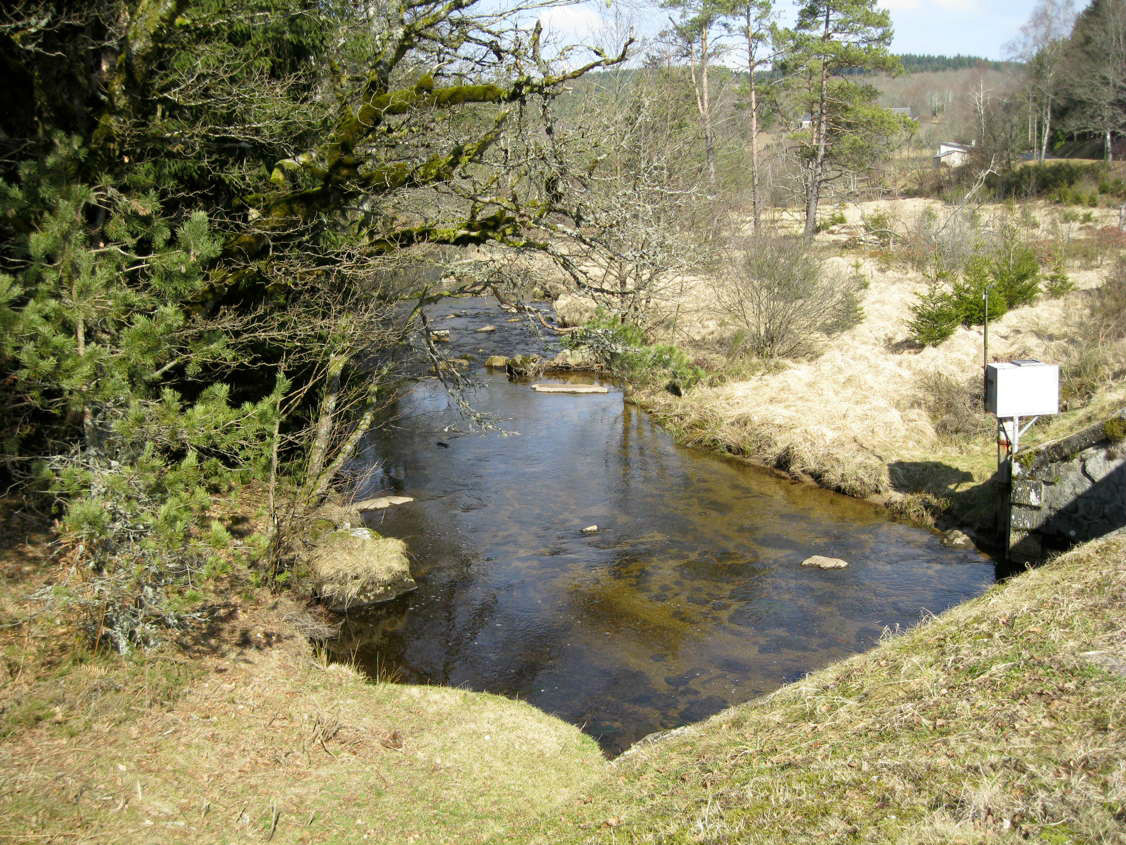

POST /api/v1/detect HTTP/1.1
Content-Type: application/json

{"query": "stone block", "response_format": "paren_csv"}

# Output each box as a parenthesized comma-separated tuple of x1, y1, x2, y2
(1010, 506, 1050, 532)
(1011, 478, 1043, 507)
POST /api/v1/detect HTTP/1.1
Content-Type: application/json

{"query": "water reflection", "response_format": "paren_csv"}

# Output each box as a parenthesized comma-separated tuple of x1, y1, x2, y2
(333, 300, 996, 755)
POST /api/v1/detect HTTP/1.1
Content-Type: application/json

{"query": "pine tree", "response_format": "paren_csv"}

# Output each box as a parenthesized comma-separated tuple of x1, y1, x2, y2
(774, 0, 904, 239)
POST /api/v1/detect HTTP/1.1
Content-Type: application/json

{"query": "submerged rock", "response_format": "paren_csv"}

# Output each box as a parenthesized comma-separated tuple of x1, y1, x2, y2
(801, 555, 849, 570)
(430, 329, 451, 342)
(475, 324, 497, 333)
(311, 527, 416, 612)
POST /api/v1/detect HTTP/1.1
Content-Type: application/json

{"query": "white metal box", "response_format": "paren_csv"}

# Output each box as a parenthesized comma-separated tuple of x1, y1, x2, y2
(985, 361, 1059, 417)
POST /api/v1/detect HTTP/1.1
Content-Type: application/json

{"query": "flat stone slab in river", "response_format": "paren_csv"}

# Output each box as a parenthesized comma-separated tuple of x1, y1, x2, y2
(531, 384, 609, 394)
(801, 555, 849, 569)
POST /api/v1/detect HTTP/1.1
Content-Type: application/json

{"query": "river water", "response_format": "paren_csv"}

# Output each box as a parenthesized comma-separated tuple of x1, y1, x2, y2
(332, 298, 996, 754)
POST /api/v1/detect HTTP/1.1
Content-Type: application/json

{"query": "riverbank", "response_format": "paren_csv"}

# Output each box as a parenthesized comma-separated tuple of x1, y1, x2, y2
(0, 518, 605, 844)
(510, 531, 1126, 844)
(3, 516, 1123, 843)
(558, 198, 1126, 541)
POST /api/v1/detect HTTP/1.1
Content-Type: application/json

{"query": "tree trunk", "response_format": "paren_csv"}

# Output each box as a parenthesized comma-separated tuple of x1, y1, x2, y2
(803, 10, 831, 241)
(1040, 97, 1051, 162)
(691, 27, 717, 186)
(746, 30, 761, 233)
(305, 352, 346, 492)
(1106, 127, 1113, 163)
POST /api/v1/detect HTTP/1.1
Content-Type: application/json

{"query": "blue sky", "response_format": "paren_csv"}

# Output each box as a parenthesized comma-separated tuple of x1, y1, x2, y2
(538, 0, 1041, 62)
(879, 0, 1035, 59)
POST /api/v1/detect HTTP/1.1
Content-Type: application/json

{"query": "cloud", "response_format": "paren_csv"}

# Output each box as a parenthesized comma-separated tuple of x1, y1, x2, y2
(538, 4, 606, 40)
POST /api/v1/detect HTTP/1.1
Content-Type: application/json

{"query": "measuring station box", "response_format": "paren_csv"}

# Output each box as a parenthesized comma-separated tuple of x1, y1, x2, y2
(985, 360, 1059, 417)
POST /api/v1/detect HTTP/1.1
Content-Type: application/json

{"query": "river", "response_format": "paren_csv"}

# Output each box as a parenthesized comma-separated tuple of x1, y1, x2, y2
(331, 297, 996, 755)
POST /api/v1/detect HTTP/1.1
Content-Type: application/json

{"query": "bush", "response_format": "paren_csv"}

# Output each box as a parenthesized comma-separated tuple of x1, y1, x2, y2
(565, 314, 705, 390)
(907, 284, 962, 346)
(816, 207, 847, 232)
(916, 372, 991, 442)
(713, 235, 865, 359)
(908, 229, 1042, 347)
(1044, 262, 1074, 297)
(861, 209, 896, 247)
(1090, 257, 1126, 341)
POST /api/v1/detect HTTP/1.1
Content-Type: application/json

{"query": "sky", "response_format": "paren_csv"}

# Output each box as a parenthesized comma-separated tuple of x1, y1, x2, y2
(537, 0, 1043, 63)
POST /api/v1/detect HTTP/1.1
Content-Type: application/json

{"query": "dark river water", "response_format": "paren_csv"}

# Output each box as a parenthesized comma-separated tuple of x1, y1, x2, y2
(332, 298, 997, 755)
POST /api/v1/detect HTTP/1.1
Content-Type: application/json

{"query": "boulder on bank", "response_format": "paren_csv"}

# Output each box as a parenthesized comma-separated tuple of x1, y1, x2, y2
(801, 555, 849, 570)
(553, 293, 599, 328)
(548, 347, 601, 371)
(311, 527, 416, 612)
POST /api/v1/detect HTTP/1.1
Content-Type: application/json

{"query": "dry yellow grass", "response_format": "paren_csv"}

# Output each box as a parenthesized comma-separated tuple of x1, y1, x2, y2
(600, 200, 1126, 520)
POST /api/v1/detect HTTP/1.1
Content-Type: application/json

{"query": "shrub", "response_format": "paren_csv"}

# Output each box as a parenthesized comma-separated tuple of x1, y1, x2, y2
(816, 207, 847, 232)
(565, 314, 704, 390)
(916, 372, 991, 442)
(908, 284, 962, 346)
(861, 209, 896, 247)
(713, 235, 864, 359)
(1090, 257, 1126, 341)
(1044, 262, 1074, 297)
(990, 241, 1041, 308)
(908, 234, 1042, 346)
(950, 257, 1009, 325)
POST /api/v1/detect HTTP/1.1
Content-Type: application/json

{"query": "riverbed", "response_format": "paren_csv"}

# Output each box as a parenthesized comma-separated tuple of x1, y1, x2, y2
(332, 298, 996, 754)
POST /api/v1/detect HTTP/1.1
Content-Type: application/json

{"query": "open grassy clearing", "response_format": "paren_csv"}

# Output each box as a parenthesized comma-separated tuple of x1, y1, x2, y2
(508, 533, 1126, 845)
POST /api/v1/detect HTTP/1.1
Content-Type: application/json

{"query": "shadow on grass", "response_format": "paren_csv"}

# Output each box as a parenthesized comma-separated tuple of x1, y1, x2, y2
(888, 460, 1008, 550)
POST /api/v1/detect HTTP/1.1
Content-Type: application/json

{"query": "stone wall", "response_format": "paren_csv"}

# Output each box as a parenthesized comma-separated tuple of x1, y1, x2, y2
(1008, 409, 1126, 563)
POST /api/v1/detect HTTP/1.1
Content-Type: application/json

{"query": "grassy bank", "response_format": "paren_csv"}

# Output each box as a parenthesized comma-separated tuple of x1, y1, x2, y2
(509, 533, 1126, 844)
(0, 521, 605, 845)
(3, 515, 1124, 843)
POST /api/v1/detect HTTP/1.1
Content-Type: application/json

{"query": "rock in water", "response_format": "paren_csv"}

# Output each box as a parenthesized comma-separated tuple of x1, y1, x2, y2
(310, 528, 416, 612)
(506, 354, 544, 380)
(484, 355, 509, 368)
(581, 525, 599, 534)
(475, 324, 497, 333)
(430, 329, 451, 342)
(532, 384, 609, 394)
(941, 529, 974, 549)
(800, 555, 849, 570)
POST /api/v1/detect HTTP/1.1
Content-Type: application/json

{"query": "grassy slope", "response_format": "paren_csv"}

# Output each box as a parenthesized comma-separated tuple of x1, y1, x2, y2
(0, 528, 605, 845)
(629, 199, 1126, 534)
(510, 534, 1126, 844)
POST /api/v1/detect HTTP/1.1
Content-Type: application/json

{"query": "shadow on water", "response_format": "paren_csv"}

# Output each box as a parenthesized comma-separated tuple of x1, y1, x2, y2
(331, 298, 1000, 755)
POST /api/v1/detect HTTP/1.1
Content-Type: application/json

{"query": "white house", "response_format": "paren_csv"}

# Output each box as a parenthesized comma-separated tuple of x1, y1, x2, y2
(935, 141, 973, 168)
